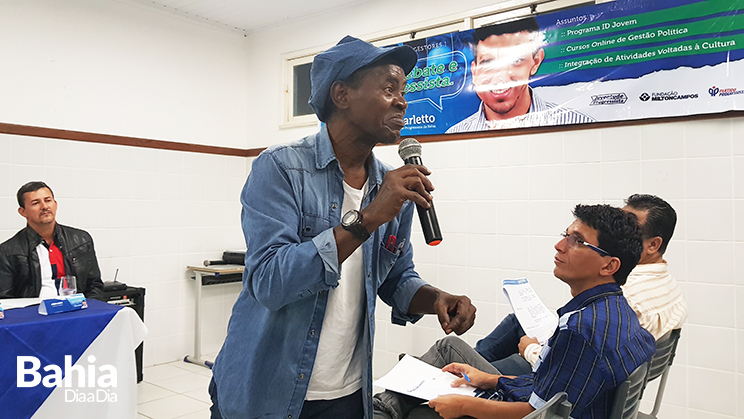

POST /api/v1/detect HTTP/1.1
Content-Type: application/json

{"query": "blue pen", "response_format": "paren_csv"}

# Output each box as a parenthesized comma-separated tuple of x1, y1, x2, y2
(462, 373, 471, 383)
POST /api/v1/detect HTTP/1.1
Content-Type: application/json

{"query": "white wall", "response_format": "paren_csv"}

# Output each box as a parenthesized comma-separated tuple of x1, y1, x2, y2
(243, 2, 744, 418)
(2, 0, 743, 418)
(0, 134, 247, 364)
(0, 0, 251, 366)
(242, 0, 511, 147)
(368, 118, 744, 419)
(0, 0, 251, 148)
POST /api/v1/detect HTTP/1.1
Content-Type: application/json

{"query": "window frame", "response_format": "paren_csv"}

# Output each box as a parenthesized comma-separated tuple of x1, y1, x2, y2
(281, 53, 318, 128)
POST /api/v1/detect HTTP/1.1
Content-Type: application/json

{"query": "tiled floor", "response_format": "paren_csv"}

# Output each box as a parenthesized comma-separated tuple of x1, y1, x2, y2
(137, 355, 216, 419)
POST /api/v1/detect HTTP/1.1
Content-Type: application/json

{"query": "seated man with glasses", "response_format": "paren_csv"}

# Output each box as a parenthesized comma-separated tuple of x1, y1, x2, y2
(476, 194, 687, 377)
(373, 204, 655, 419)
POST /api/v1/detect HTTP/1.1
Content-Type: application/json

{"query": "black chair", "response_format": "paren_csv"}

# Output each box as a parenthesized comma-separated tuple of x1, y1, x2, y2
(609, 362, 649, 419)
(522, 392, 572, 419)
(637, 329, 682, 419)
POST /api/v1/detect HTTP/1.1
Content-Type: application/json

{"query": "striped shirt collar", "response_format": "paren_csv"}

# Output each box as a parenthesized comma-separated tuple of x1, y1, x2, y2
(446, 87, 595, 133)
(558, 282, 623, 316)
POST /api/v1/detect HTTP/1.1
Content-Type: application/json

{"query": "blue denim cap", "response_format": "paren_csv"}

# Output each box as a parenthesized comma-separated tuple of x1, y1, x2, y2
(309, 35, 418, 122)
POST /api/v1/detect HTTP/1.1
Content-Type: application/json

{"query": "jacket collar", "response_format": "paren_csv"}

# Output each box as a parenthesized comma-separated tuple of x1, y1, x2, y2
(314, 124, 384, 190)
(314, 124, 336, 170)
(23, 224, 43, 247)
(23, 223, 61, 247)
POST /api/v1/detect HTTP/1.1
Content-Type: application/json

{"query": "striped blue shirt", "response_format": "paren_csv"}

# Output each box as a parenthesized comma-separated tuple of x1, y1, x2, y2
(493, 283, 655, 419)
(445, 89, 595, 133)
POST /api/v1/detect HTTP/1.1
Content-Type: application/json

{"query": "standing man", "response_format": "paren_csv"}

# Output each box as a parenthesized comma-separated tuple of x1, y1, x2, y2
(0, 181, 104, 300)
(446, 17, 594, 133)
(210, 36, 476, 419)
(374, 204, 655, 419)
(475, 194, 687, 375)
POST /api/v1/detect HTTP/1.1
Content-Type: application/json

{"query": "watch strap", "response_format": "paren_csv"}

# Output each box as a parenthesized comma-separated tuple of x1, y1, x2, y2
(342, 210, 370, 241)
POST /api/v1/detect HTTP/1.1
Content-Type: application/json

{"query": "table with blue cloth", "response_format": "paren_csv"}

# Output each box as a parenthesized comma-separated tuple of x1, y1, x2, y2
(0, 299, 147, 419)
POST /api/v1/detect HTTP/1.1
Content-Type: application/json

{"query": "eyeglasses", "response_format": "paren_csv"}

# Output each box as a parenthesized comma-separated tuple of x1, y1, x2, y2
(560, 232, 612, 257)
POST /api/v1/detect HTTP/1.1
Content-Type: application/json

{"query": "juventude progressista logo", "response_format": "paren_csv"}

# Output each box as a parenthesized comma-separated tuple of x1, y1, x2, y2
(17, 355, 118, 402)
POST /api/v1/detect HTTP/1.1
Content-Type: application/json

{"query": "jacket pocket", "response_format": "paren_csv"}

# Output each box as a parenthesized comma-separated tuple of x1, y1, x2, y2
(377, 244, 400, 283)
(376, 223, 402, 284)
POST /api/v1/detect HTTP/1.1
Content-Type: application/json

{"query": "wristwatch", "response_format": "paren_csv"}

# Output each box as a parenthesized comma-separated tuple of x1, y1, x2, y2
(341, 209, 370, 241)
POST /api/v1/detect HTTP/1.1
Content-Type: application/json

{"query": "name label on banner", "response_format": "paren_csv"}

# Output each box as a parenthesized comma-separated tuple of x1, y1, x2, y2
(17, 355, 118, 403)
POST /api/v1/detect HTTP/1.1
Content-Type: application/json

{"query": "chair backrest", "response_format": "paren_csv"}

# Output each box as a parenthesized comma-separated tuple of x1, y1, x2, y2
(646, 329, 681, 383)
(522, 392, 572, 419)
(609, 362, 649, 419)
(637, 328, 682, 418)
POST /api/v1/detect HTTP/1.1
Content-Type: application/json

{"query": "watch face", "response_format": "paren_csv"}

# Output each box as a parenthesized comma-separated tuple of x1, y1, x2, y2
(342, 210, 359, 226)
(341, 209, 369, 241)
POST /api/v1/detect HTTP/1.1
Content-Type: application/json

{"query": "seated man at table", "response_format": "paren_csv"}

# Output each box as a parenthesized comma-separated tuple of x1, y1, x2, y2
(476, 193, 687, 376)
(0, 181, 104, 300)
(374, 204, 656, 419)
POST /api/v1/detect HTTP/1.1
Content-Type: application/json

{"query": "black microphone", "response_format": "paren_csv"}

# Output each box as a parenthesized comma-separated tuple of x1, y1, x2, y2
(398, 138, 442, 246)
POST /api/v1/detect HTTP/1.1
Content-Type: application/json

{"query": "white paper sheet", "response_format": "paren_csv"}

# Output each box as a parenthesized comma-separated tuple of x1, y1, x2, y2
(0, 297, 41, 310)
(502, 278, 558, 344)
(373, 355, 476, 401)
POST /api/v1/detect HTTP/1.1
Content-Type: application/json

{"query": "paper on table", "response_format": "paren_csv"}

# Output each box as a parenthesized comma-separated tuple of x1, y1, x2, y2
(502, 278, 558, 345)
(373, 355, 476, 401)
(200, 264, 244, 271)
(0, 298, 41, 310)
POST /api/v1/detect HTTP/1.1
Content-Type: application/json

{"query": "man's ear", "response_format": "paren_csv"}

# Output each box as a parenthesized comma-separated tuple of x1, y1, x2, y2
(18, 207, 27, 219)
(530, 49, 545, 76)
(599, 257, 621, 278)
(329, 81, 351, 111)
(645, 236, 663, 255)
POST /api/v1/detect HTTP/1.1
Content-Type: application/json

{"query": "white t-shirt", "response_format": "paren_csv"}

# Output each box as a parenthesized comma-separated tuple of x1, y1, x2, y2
(306, 180, 367, 400)
(35, 243, 58, 299)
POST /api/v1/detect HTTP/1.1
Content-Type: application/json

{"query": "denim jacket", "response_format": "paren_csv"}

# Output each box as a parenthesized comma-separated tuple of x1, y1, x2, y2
(212, 126, 427, 419)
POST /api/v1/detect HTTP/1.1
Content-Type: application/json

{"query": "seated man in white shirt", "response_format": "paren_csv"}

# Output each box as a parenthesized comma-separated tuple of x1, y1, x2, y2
(476, 193, 687, 375)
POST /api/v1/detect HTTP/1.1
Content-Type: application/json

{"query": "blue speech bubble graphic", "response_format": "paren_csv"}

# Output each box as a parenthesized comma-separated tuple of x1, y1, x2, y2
(405, 50, 469, 111)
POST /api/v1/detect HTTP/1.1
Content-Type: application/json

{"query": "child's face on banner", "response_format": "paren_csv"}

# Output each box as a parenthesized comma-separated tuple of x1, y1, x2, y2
(471, 32, 544, 119)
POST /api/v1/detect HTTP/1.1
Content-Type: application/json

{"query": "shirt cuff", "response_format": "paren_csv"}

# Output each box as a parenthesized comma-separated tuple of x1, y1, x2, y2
(528, 392, 548, 411)
(390, 278, 427, 325)
(312, 228, 340, 287)
(524, 343, 542, 367)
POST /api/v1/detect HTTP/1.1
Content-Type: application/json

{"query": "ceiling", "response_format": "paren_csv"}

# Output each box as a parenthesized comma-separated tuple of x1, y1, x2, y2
(130, 0, 374, 34)
(128, 0, 602, 35)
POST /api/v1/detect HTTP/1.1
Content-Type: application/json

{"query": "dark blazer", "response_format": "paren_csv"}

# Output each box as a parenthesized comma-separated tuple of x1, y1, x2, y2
(0, 224, 104, 300)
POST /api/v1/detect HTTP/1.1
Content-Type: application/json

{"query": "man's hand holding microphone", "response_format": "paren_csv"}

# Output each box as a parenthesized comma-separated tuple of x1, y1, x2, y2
(361, 138, 475, 335)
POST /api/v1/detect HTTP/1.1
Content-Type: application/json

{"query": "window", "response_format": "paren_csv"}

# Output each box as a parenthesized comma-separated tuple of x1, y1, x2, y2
(282, 54, 317, 127)
(293, 62, 313, 117)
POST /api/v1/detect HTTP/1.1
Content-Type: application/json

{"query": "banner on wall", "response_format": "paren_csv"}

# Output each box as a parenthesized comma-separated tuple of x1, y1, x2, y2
(399, 0, 744, 136)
